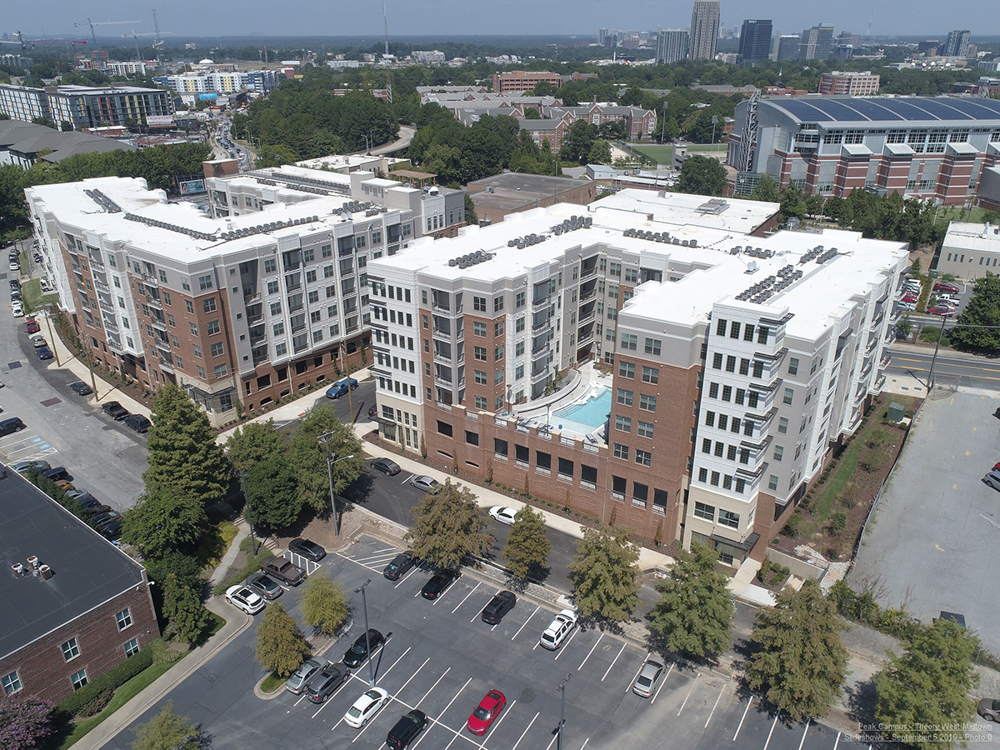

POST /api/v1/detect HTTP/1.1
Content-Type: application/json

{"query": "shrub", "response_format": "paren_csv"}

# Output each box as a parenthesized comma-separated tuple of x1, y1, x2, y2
(76, 687, 114, 717)
(148, 637, 183, 666)
(57, 648, 153, 718)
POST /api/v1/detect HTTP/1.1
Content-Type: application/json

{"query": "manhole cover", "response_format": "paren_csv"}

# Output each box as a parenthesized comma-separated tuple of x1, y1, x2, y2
(520, 688, 536, 703)
(41, 398, 61, 407)
(8, 362, 21, 369)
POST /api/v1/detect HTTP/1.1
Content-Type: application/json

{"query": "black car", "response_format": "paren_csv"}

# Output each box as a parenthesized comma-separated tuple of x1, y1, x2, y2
(91, 511, 122, 528)
(383, 551, 416, 581)
(288, 538, 326, 562)
(68, 381, 93, 396)
(99, 520, 122, 540)
(0, 417, 26, 437)
(370, 457, 401, 476)
(386, 710, 429, 750)
(421, 569, 458, 600)
(343, 629, 385, 668)
(123, 414, 151, 433)
(247, 573, 283, 601)
(81, 503, 114, 517)
(41, 466, 69, 481)
(306, 663, 350, 704)
(101, 401, 129, 420)
(482, 591, 517, 625)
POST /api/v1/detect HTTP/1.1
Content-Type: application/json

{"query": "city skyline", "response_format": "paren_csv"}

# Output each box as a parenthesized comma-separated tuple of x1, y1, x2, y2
(2, 1, 998, 42)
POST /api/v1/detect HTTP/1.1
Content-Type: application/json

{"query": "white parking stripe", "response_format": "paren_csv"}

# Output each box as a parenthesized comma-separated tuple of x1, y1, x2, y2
(510, 711, 539, 750)
(705, 682, 726, 727)
(625, 657, 647, 694)
(373, 641, 404, 682)
(414, 667, 450, 706)
(351, 700, 389, 743)
(579, 739, 590, 750)
(833, 731, 841, 750)
(401, 474, 413, 484)
(392, 657, 429, 698)
(676, 670, 697, 714)
(762, 715, 779, 750)
(310, 678, 351, 718)
(797, 720, 810, 750)
(412, 677, 472, 750)
(602, 644, 626, 682)
(293, 692, 310, 707)
(449, 581, 481, 612)
(553, 626, 580, 660)
(395, 567, 418, 589)
(651, 663, 673, 705)
(733, 696, 753, 741)
(578, 632, 604, 671)
(544, 730, 559, 750)
(335, 550, 384, 574)
(512, 606, 539, 641)
(478, 699, 515, 748)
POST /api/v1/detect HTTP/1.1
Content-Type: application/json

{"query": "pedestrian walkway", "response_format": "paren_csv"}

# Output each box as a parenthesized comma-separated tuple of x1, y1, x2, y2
(208, 524, 250, 587)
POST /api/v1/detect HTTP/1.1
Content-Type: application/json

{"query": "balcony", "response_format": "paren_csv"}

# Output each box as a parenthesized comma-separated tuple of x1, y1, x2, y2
(578, 311, 596, 326)
(531, 341, 550, 357)
(580, 287, 597, 302)
(532, 318, 550, 333)
(875, 374, 887, 390)
(141, 273, 158, 287)
(151, 318, 168, 333)
(880, 353, 891, 369)
(147, 295, 162, 310)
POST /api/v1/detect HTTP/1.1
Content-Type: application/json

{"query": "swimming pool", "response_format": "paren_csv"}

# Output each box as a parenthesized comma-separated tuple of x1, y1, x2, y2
(554, 388, 612, 430)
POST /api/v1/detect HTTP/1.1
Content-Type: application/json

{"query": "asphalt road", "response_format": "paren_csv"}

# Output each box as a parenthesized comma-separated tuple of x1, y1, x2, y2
(101, 537, 887, 750)
(886, 346, 1000, 390)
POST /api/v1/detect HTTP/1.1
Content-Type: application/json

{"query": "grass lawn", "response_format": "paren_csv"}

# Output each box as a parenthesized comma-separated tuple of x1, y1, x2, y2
(629, 144, 673, 164)
(260, 673, 286, 693)
(21, 277, 59, 315)
(687, 143, 728, 152)
(812, 438, 861, 524)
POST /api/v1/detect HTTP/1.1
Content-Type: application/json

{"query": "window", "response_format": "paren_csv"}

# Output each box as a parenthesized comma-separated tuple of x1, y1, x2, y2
(757, 327, 769, 344)
(718, 510, 740, 529)
(267, 280, 279, 295)
(474, 322, 486, 336)
(773, 445, 784, 461)
(716, 318, 727, 336)
(705, 411, 715, 427)
(71, 669, 88, 691)
(1, 671, 22, 695)
(739, 359, 749, 376)
(515, 316, 525, 333)
(638, 421, 654, 438)
(708, 382, 719, 398)
(516, 291, 525, 308)
(616, 388, 633, 406)
(211, 342, 224, 357)
(721, 385, 732, 402)
(729, 321, 741, 339)
(712, 352, 723, 370)
(615, 415, 631, 432)
(783, 387, 794, 405)
(718, 414, 728, 430)
(264, 258, 277, 273)
(694, 502, 715, 520)
(124, 637, 140, 657)
(725, 356, 736, 373)
(206, 320, 221, 335)
(473, 296, 486, 312)
(619, 361, 635, 379)
(778, 417, 788, 434)
(465, 430, 479, 446)
(115, 608, 133, 631)
(189, 323, 198, 336)
(515, 341, 525, 356)
(198, 274, 213, 290)
(639, 394, 656, 412)
(768, 474, 779, 490)
(475, 370, 487, 385)
(436, 420, 453, 437)
(788, 357, 799, 376)
(475, 396, 487, 409)
(61, 638, 80, 662)
(714, 441, 724, 457)
(494, 345, 504, 361)
(641, 366, 658, 384)
(203, 298, 217, 313)
(620, 334, 637, 351)
(474, 347, 487, 361)
(214, 364, 228, 377)
(494, 296, 504, 313)
(702, 438, 712, 453)
(193, 345, 203, 358)
(614, 443, 629, 460)
(644, 337, 661, 356)
(635, 449, 651, 466)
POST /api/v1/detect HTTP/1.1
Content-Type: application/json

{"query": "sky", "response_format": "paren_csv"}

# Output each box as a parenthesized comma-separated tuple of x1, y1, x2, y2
(2, 0, 998, 41)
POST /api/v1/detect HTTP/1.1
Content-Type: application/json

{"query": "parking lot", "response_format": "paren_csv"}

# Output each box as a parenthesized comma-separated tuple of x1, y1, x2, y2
(104, 536, 897, 750)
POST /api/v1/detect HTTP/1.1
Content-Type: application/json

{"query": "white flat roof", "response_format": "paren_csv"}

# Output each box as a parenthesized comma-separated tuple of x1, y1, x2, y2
(943, 221, 1000, 253)
(597, 190, 777, 234)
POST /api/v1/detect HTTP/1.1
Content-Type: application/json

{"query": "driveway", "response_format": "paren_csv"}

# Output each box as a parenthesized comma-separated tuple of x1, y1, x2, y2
(852, 389, 1000, 650)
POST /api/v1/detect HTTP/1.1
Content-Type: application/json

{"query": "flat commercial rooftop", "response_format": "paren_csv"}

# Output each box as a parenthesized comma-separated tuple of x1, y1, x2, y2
(469, 173, 588, 212)
(0, 470, 147, 659)
(943, 221, 1000, 253)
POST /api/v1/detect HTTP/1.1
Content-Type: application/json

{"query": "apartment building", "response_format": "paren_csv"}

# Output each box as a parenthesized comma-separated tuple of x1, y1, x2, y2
(818, 71, 881, 96)
(689, 0, 721, 60)
(655, 30, 690, 65)
(155, 70, 281, 95)
(0, 84, 173, 130)
(25, 169, 465, 425)
(367, 191, 906, 563)
(492, 71, 562, 94)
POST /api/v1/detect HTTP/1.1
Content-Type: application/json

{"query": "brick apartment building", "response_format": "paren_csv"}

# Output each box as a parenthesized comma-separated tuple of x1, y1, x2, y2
(817, 71, 881, 96)
(25, 167, 465, 426)
(0, 471, 158, 704)
(368, 189, 906, 564)
(492, 71, 562, 94)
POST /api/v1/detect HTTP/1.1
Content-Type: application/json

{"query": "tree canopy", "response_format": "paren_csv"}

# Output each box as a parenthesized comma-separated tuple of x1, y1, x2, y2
(568, 525, 641, 622)
(246, 454, 301, 533)
(677, 155, 727, 197)
(404, 480, 493, 569)
(255, 603, 312, 678)
(130, 702, 202, 750)
(161, 573, 211, 646)
(225, 420, 283, 475)
(121, 488, 208, 560)
(287, 405, 364, 513)
(949, 273, 1000, 354)
(300, 573, 350, 636)
(501, 504, 551, 580)
(0, 694, 54, 750)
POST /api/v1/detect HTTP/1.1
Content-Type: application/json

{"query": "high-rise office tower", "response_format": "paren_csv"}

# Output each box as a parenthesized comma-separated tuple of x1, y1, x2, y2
(942, 30, 971, 57)
(738, 19, 773, 63)
(799, 24, 835, 60)
(689, 0, 721, 60)
(656, 29, 691, 65)
(776, 35, 800, 62)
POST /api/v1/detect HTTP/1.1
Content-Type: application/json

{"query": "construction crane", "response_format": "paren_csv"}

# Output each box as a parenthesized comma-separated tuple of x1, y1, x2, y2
(74, 19, 139, 69)
(382, 0, 393, 105)
(122, 30, 170, 63)
(0, 32, 89, 78)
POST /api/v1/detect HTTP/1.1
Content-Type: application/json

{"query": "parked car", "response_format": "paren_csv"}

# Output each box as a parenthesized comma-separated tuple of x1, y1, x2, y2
(0, 417, 26, 437)
(983, 468, 1000, 491)
(53, 480, 75, 493)
(11, 460, 50, 474)
(370, 457, 401, 476)
(101, 401, 129, 420)
(288, 538, 326, 562)
(934, 282, 960, 293)
(540, 609, 579, 650)
(225, 585, 266, 615)
(123, 414, 152, 433)
(25, 319, 39, 334)
(68, 381, 93, 396)
(421, 569, 458, 600)
(481, 591, 516, 625)
(386, 710, 429, 749)
(99, 520, 122, 540)
(40, 466, 68, 481)
(978, 698, 1000, 722)
(285, 658, 323, 695)
(928, 307, 956, 317)
(325, 377, 358, 399)
(81, 503, 113, 517)
(467, 690, 506, 735)
(410, 475, 439, 493)
(896, 301, 916, 311)
(306, 663, 350, 704)
(900, 294, 918, 303)
(488, 506, 518, 526)
(344, 687, 390, 728)
(65, 490, 97, 506)
(632, 656, 666, 697)
(30, 335, 46, 348)
(90, 511, 122, 528)
(343, 629, 385, 668)
(36, 347, 53, 361)
(383, 551, 416, 581)
(259, 555, 306, 586)
(247, 573, 283, 601)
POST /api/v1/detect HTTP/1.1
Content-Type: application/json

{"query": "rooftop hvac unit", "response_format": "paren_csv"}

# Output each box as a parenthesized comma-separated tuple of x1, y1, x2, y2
(747, 260, 759, 274)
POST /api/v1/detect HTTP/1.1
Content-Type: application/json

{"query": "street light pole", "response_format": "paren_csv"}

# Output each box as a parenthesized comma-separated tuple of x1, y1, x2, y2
(557, 673, 571, 750)
(355, 579, 375, 686)
(239, 470, 260, 555)
(660, 101, 667, 144)
(319, 431, 355, 537)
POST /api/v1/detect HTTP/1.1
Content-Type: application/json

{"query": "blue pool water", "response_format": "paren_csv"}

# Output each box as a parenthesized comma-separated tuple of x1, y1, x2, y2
(554, 388, 612, 429)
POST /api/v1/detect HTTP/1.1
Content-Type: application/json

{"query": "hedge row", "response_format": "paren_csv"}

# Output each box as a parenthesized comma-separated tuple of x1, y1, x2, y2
(57, 648, 153, 718)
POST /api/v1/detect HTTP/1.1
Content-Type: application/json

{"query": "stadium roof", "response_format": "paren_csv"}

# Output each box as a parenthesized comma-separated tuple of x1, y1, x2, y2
(764, 96, 1000, 125)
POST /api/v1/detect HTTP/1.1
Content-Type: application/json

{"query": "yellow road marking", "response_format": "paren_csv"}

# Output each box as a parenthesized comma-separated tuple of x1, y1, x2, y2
(935, 544, 946, 552)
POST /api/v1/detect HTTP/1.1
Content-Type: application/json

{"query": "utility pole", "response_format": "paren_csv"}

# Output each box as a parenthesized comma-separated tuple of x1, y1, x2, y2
(660, 101, 668, 144)
(318, 431, 354, 536)
(238, 470, 260, 555)
(711, 115, 719, 146)
(42, 305, 61, 366)
(355, 579, 376, 686)
(557, 674, 571, 750)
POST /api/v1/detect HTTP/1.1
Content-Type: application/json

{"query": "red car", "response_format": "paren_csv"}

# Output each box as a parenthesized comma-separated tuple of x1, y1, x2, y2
(25, 319, 40, 334)
(928, 307, 956, 317)
(901, 294, 918, 303)
(467, 690, 506, 736)
(934, 282, 960, 293)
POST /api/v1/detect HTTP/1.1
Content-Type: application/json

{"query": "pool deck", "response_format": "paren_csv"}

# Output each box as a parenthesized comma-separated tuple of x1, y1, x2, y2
(511, 362, 612, 441)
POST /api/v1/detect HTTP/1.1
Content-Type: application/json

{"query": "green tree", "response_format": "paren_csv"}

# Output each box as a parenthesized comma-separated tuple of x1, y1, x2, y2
(404, 480, 493, 569)
(948, 273, 1000, 354)
(225, 420, 282, 475)
(130, 702, 202, 750)
(677, 155, 727, 197)
(246, 454, 301, 533)
(143, 385, 231, 508)
(648, 542, 734, 660)
(121, 488, 208, 559)
(287, 405, 364, 513)
(560, 120, 598, 165)
(568, 525, 641, 622)
(161, 573, 210, 646)
(254, 603, 312, 677)
(587, 139, 613, 165)
(896, 313, 913, 341)
(501, 505, 551, 579)
(464, 193, 478, 226)
(779, 183, 807, 223)
(744, 580, 849, 722)
(873, 619, 979, 750)
(300, 572, 349, 636)
(749, 174, 780, 203)
(255, 144, 298, 168)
